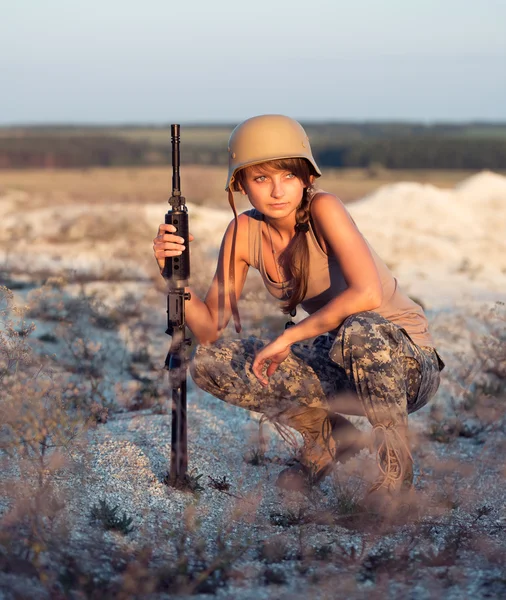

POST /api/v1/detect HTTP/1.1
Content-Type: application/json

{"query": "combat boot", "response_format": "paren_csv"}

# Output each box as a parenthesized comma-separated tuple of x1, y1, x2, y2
(364, 422, 415, 515)
(273, 406, 367, 492)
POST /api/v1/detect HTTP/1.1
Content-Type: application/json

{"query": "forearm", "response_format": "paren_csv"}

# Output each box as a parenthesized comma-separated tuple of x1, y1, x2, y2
(281, 287, 381, 346)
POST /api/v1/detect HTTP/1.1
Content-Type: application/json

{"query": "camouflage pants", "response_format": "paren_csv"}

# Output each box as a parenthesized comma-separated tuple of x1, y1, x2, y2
(190, 311, 442, 427)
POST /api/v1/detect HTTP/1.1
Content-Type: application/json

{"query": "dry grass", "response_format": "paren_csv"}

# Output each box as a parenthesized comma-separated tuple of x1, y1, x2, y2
(1, 279, 506, 598)
(0, 166, 497, 210)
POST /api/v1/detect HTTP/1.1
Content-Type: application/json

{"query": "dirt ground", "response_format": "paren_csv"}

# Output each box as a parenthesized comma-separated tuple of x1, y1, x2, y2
(1, 168, 505, 599)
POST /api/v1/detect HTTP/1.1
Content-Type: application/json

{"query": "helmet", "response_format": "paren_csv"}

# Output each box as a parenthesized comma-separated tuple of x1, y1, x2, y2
(225, 114, 322, 191)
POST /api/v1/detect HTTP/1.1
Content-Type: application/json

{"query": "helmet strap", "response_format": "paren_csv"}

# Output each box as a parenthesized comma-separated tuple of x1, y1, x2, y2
(219, 183, 242, 334)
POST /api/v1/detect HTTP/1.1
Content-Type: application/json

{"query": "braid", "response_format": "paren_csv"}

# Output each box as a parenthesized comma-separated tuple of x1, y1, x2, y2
(278, 187, 312, 314)
(295, 188, 311, 232)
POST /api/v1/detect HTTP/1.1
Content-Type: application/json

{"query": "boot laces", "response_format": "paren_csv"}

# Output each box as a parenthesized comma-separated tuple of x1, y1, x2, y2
(258, 413, 300, 454)
(258, 412, 335, 458)
(368, 423, 413, 493)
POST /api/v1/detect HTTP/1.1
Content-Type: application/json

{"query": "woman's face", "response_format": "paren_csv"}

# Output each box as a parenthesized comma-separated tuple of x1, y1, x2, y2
(239, 164, 307, 220)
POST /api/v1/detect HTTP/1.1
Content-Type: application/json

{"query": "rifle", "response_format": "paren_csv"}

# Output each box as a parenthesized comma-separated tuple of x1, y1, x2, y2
(162, 124, 191, 486)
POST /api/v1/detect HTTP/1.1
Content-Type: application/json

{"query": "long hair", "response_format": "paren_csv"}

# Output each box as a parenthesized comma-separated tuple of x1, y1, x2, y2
(234, 157, 316, 315)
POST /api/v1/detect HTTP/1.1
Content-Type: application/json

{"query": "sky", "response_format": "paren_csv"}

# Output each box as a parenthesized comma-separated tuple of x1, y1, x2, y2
(1, 0, 506, 124)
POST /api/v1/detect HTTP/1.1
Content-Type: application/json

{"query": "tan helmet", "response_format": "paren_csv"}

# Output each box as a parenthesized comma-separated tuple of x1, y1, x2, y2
(225, 114, 322, 191)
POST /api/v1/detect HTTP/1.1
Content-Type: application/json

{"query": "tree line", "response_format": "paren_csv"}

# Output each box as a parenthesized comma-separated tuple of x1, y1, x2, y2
(1, 126, 506, 170)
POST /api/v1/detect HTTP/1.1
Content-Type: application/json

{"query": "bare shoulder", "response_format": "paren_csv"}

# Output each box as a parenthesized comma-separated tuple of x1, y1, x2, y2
(222, 211, 251, 235)
(221, 211, 252, 264)
(310, 190, 348, 217)
(309, 191, 361, 255)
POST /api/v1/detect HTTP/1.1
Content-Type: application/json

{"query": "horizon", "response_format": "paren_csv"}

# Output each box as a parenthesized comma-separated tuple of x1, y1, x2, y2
(3, 118, 506, 128)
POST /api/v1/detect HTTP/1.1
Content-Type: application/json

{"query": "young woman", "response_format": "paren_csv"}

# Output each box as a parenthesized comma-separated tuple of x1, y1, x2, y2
(153, 115, 444, 499)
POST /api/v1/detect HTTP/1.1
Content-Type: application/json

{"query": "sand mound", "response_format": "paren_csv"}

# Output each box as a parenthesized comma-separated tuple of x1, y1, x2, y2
(347, 171, 506, 308)
(0, 170, 504, 304)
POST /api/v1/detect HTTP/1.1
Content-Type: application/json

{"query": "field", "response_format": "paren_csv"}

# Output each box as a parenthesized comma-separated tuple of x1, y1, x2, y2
(0, 165, 494, 208)
(1, 166, 506, 599)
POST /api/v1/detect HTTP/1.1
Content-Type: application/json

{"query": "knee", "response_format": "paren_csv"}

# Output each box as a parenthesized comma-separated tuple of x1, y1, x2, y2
(331, 311, 395, 365)
(341, 311, 390, 346)
(189, 344, 216, 392)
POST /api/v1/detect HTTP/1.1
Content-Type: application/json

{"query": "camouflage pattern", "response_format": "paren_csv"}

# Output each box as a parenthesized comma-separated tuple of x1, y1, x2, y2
(190, 311, 441, 428)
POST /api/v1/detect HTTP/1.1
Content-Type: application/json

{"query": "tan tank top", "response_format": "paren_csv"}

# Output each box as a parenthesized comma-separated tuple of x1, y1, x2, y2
(245, 193, 434, 348)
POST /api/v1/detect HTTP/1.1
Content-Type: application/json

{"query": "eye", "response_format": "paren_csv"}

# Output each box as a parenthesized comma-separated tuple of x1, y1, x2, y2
(285, 172, 296, 179)
(254, 175, 267, 182)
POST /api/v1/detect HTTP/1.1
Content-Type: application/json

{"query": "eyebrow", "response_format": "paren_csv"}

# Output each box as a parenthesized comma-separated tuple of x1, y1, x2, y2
(249, 168, 288, 177)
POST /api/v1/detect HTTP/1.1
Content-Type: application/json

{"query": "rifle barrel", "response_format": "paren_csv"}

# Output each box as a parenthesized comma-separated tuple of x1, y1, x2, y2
(171, 124, 181, 196)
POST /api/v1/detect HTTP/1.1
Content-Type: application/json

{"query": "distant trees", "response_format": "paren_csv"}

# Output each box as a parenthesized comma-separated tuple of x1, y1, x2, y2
(315, 138, 506, 170)
(1, 124, 506, 170)
(0, 136, 152, 169)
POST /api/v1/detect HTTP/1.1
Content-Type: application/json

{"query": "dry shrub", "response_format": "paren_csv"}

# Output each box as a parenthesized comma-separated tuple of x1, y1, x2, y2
(428, 301, 506, 441)
(0, 286, 91, 581)
(465, 302, 506, 403)
(450, 302, 506, 408)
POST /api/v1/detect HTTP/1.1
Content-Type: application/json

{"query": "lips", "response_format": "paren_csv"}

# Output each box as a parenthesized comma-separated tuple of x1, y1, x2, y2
(270, 203, 288, 208)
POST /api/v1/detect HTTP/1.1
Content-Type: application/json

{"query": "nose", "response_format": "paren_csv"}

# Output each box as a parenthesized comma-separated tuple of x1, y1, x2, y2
(271, 179, 285, 199)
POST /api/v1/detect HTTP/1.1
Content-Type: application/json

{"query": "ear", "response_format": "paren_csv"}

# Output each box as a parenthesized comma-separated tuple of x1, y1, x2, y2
(309, 174, 315, 185)
(237, 182, 248, 195)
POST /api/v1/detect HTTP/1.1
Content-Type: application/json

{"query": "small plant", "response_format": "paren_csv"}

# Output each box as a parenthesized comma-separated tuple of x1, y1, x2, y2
(313, 543, 333, 561)
(89, 499, 134, 534)
(257, 538, 289, 563)
(417, 521, 473, 568)
(428, 420, 459, 443)
(162, 468, 205, 493)
(269, 507, 307, 527)
(208, 475, 231, 492)
(301, 461, 324, 495)
(358, 546, 396, 583)
(334, 537, 367, 565)
(473, 503, 494, 523)
(335, 491, 361, 516)
(156, 517, 250, 595)
(263, 566, 287, 585)
(243, 445, 266, 466)
(330, 473, 363, 521)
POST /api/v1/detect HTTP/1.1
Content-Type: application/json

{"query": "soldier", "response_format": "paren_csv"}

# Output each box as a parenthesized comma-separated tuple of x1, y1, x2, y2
(153, 115, 444, 504)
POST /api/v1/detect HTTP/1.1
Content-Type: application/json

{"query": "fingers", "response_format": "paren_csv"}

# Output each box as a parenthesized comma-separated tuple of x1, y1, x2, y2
(153, 224, 191, 262)
(157, 223, 177, 236)
(153, 241, 186, 257)
(266, 362, 279, 378)
(157, 224, 194, 240)
(252, 356, 268, 387)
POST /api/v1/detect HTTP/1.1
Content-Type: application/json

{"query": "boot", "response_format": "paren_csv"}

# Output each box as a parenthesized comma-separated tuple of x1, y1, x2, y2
(273, 407, 367, 492)
(364, 422, 414, 514)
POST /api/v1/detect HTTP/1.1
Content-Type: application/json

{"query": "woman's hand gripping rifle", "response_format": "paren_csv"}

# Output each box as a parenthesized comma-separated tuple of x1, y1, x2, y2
(162, 124, 191, 486)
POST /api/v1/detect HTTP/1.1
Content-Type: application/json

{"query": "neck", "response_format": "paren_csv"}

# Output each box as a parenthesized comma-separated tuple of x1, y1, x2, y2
(264, 214, 296, 243)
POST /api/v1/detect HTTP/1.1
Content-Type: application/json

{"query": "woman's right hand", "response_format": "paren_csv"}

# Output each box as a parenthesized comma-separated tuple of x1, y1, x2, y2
(153, 224, 194, 272)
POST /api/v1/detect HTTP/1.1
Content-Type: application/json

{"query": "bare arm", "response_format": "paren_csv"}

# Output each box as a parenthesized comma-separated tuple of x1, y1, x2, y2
(153, 215, 250, 345)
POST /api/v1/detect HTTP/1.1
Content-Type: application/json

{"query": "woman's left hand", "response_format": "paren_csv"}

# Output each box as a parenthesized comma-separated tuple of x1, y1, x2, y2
(252, 337, 291, 387)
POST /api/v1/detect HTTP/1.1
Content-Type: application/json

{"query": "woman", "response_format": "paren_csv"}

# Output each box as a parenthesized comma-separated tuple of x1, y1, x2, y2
(153, 115, 444, 500)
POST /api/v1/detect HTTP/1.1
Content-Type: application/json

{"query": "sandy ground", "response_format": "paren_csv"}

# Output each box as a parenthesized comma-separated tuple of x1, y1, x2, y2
(1, 170, 505, 598)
